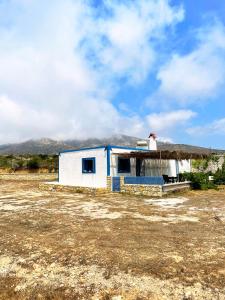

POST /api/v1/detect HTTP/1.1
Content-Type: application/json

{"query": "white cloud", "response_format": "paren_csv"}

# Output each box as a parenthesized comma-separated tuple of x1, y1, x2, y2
(150, 20, 225, 106)
(92, 0, 184, 83)
(0, 95, 62, 142)
(0, 0, 184, 143)
(187, 118, 225, 136)
(146, 110, 196, 133)
(0, 94, 144, 143)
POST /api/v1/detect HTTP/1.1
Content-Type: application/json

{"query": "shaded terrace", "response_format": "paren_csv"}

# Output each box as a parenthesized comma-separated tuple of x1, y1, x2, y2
(112, 150, 211, 193)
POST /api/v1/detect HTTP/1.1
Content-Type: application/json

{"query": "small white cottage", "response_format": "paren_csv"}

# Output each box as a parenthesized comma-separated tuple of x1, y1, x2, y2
(58, 134, 192, 195)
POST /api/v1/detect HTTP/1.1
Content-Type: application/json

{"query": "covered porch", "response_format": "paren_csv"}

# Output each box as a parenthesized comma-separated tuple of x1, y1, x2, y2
(113, 149, 209, 181)
(109, 150, 210, 196)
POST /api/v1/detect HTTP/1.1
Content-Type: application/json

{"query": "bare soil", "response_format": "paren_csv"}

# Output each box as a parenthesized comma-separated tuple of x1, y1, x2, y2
(0, 178, 225, 299)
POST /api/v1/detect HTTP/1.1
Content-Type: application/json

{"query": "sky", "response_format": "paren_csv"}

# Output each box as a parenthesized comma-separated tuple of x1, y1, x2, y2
(0, 0, 225, 148)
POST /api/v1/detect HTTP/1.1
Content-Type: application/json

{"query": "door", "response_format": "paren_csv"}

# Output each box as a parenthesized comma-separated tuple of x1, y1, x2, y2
(112, 177, 120, 192)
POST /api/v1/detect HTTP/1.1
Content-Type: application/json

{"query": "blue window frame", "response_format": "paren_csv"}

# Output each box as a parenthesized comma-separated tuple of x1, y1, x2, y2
(118, 157, 131, 173)
(82, 157, 96, 173)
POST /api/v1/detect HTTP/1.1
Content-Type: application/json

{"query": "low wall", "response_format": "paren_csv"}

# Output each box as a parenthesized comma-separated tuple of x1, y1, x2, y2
(39, 177, 190, 197)
(163, 182, 191, 193)
(0, 168, 57, 174)
(0, 173, 57, 181)
(121, 183, 163, 197)
(108, 176, 190, 197)
(121, 176, 162, 197)
(39, 182, 108, 194)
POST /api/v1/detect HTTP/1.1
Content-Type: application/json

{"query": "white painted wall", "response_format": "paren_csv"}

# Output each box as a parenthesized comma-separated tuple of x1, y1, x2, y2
(59, 148, 107, 188)
(178, 159, 191, 173)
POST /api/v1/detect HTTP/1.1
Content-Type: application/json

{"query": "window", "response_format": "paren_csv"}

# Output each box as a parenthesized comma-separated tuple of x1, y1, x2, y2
(118, 157, 131, 173)
(82, 157, 96, 173)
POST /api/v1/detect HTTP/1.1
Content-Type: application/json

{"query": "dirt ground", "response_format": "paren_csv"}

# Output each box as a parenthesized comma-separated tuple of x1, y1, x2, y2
(0, 178, 225, 299)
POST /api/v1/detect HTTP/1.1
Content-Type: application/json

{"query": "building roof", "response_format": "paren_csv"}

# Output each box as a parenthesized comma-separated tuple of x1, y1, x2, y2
(59, 144, 213, 159)
(113, 150, 210, 160)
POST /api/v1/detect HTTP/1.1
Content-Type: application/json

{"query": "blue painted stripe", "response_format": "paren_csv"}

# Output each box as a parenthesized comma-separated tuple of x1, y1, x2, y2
(124, 176, 164, 185)
(106, 145, 111, 176)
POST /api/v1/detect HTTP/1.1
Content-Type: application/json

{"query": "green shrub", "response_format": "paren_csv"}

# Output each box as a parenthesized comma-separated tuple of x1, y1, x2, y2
(0, 154, 58, 172)
(27, 158, 39, 169)
(180, 172, 217, 190)
(214, 161, 225, 185)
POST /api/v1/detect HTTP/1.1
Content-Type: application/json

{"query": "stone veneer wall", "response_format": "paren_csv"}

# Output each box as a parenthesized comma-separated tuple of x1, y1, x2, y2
(107, 176, 112, 191)
(121, 183, 162, 197)
(119, 176, 162, 197)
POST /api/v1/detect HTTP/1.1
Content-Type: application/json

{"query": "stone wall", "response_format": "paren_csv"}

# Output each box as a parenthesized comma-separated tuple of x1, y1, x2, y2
(107, 176, 112, 191)
(0, 173, 57, 181)
(0, 168, 56, 174)
(39, 176, 189, 197)
(39, 182, 108, 195)
(120, 176, 162, 197)
(107, 176, 163, 197)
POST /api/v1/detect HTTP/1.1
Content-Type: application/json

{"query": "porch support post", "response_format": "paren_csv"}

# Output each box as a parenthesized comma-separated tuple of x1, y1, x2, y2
(176, 160, 180, 182)
(160, 150, 162, 176)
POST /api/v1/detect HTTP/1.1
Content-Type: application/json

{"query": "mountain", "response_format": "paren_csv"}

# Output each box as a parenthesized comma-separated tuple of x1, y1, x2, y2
(0, 138, 71, 155)
(157, 143, 225, 155)
(64, 134, 140, 149)
(0, 135, 139, 155)
(0, 135, 223, 155)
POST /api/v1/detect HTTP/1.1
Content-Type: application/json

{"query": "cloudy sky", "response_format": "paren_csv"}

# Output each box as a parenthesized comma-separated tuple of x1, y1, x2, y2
(0, 0, 225, 148)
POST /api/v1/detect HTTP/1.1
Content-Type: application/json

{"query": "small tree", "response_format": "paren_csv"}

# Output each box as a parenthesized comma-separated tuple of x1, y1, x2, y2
(27, 158, 39, 169)
(214, 158, 225, 185)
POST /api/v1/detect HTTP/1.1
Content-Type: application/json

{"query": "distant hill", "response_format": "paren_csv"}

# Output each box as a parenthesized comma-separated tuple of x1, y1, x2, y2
(0, 138, 70, 155)
(157, 143, 225, 155)
(0, 135, 223, 155)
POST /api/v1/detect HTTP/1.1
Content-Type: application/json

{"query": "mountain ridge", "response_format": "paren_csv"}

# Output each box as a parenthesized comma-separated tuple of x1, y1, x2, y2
(0, 135, 223, 155)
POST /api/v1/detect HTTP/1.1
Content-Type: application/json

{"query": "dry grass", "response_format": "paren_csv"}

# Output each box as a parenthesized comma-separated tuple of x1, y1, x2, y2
(0, 179, 225, 299)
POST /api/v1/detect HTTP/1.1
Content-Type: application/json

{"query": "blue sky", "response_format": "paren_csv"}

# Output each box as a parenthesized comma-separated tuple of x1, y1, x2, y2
(0, 0, 224, 148)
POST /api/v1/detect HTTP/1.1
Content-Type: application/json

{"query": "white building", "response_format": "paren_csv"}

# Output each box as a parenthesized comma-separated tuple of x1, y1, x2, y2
(58, 140, 191, 190)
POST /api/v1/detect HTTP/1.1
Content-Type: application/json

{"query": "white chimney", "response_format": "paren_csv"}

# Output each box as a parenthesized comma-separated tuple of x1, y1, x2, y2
(136, 140, 148, 149)
(148, 133, 157, 150)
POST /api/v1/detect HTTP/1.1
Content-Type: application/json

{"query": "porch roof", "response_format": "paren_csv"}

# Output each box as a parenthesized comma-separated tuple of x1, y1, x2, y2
(113, 150, 211, 160)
